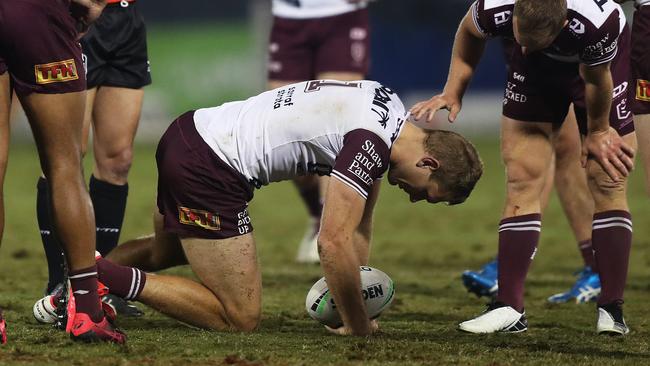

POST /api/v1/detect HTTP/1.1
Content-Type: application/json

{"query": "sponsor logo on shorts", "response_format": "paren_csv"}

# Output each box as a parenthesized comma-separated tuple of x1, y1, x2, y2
(494, 10, 512, 26)
(178, 206, 221, 231)
(34, 59, 79, 85)
(637, 79, 650, 102)
(237, 208, 251, 235)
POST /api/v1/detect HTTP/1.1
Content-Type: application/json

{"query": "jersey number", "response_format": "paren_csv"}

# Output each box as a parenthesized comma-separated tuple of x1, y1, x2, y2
(593, 0, 608, 12)
(304, 80, 362, 93)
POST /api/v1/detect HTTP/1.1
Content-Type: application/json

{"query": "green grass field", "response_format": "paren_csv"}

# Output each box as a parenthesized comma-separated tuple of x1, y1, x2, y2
(0, 139, 649, 365)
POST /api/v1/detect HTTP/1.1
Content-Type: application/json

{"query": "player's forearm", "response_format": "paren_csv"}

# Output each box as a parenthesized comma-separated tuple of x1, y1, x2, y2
(352, 230, 371, 266)
(581, 64, 613, 133)
(443, 16, 487, 99)
(319, 237, 371, 335)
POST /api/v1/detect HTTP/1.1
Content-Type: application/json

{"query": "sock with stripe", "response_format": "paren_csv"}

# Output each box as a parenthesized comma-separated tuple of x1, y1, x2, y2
(577, 239, 596, 270)
(495, 213, 542, 312)
(96, 255, 147, 300)
(69, 265, 103, 323)
(90, 175, 128, 256)
(592, 210, 632, 305)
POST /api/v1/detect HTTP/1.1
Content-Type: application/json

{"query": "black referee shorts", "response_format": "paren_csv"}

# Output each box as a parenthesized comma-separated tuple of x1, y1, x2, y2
(81, 1, 151, 89)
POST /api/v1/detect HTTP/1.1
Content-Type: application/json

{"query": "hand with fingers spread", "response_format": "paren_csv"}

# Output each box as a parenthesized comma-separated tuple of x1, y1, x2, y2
(325, 319, 379, 336)
(581, 127, 635, 181)
(410, 93, 462, 123)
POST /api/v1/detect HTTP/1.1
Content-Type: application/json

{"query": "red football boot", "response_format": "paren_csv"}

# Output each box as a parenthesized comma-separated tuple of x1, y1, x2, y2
(0, 313, 7, 345)
(69, 312, 126, 344)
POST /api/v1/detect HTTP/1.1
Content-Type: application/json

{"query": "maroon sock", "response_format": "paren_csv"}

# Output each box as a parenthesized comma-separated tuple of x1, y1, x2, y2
(577, 239, 596, 270)
(495, 213, 541, 312)
(294, 180, 323, 218)
(69, 265, 103, 323)
(96, 256, 147, 300)
(592, 210, 632, 306)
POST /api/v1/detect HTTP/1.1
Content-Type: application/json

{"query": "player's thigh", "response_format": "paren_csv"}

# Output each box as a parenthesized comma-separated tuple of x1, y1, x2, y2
(152, 210, 187, 267)
(635, 114, 650, 193)
(553, 104, 583, 168)
(181, 233, 261, 317)
(500, 117, 555, 194)
(268, 80, 303, 90)
(316, 71, 364, 82)
(20, 92, 86, 171)
(81, 88, 97, 156)
(92, 86, 144, 160)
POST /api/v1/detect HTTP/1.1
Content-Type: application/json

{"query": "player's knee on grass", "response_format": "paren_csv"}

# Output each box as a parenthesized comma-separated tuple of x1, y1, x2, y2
(226, 306, 261, 332)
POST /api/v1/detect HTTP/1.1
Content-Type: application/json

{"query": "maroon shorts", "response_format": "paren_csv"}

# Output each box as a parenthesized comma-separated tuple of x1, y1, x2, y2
(0, 0, 86, 96)
(268, 9, 370, 81)
(156, 111, 255, 240)
(631, 6, 650, 115)
(501, 26, 634, 136)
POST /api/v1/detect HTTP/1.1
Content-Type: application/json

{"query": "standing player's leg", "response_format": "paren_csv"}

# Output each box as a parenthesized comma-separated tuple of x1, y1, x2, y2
(547, 106, 598, 304)
(0, 71, 11, 345)
(97, 231, 262, 331)
(637, 115, 650, 193)
(91, 86, 143, 255)
(459, 118, 554, 333)
(19, 92, 124, 343)
(37, 88, 97, 295)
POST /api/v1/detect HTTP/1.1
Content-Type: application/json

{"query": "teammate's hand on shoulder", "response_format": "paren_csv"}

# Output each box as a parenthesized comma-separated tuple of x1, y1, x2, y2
(581, 127, 635, 181)
(410, 93, 462, 123)
(70, 0, 107, 38)
(324, 319, 379, 336)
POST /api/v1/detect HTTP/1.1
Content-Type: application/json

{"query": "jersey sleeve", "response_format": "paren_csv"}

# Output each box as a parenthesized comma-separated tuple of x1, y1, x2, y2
(579, 11, 622, 66)
(331, 129, 390, 200)
(471, 0, 514, 38)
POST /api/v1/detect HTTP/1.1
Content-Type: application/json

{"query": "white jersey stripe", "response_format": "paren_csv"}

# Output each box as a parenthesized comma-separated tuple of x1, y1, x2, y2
(331, 171, 368, 199)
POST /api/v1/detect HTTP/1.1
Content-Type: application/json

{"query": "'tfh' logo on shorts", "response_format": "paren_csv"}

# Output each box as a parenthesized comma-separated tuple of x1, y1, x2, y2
(34, 59, 79, 85)
(637, 79, 650, 102)
(178, 206, 221, 231)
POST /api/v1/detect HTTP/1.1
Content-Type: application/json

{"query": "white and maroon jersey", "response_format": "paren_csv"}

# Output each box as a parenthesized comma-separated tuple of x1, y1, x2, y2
(272, 0, 368, 19)
(193, 80, 407, 199)
(471, 0, 627, 65)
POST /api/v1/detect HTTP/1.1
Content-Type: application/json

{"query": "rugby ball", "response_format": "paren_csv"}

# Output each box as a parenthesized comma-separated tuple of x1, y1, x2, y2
(305, 266, 395, 328)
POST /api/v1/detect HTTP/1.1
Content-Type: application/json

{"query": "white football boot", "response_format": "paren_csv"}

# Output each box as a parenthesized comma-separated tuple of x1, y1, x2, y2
(459, 302, 528, 333)
(597, 302, 629, 335)
(295, 217, 320, 264)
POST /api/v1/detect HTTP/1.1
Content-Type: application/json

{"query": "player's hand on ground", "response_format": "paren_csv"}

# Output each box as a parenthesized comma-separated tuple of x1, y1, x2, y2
(324, 319, 379, 336)
(581, 127, 635, 181)
(410, 94, 462, 123)
(70, 0, 107, 38)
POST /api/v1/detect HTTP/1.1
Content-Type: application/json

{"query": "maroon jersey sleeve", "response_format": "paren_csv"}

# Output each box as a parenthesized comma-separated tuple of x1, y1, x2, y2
(471, 0, 515, 38)
(331, 129, 390, 200)
(579, 10, 623, 66)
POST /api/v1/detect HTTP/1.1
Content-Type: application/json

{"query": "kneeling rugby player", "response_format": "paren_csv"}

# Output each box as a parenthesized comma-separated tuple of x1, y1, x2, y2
(92, 80, 483, 336)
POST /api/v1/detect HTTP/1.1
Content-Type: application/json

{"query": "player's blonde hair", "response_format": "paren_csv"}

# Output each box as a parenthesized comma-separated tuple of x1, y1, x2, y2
(514, 0, 567, 47)
(423, 130, 483, 205)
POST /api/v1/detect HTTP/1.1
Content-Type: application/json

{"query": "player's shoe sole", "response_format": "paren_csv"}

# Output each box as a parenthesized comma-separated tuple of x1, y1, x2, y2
(597, 303, 629, 336)
(459, 303, 527, 334)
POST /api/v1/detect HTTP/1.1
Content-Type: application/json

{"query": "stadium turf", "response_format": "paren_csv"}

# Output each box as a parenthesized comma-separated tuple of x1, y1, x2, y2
(0, 139, 649, 365)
